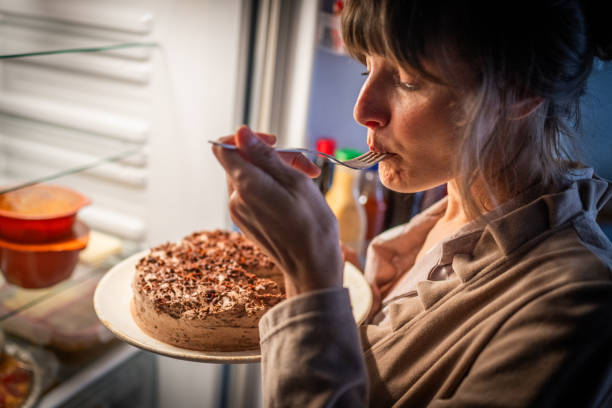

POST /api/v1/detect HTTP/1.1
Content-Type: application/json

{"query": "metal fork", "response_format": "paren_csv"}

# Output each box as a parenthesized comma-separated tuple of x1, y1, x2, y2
(209, 141, 389, 170)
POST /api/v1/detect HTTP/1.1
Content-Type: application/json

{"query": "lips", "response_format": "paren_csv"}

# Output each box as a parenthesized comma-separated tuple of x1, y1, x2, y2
(368, 134, 392, 154)
(368, 132, 395, 155)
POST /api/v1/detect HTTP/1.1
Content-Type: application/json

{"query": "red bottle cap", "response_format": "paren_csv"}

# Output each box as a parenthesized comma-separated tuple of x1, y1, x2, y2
(316, 138, 336, 156)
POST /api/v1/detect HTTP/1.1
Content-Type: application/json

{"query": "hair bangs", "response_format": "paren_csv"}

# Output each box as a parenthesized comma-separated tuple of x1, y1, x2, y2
(341, 0, 458, 85)
(340, 0, 388, 65)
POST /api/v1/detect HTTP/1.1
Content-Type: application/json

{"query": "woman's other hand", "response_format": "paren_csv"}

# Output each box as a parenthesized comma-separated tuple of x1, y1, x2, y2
(340, 241, 362, 271)
(212, 126, 344, 297)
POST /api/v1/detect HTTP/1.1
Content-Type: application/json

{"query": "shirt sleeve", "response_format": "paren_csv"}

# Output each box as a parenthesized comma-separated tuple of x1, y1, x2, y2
(259, 287, 368, 408)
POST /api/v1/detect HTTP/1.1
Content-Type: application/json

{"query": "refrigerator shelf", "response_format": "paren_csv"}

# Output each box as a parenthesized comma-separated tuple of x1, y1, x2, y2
(0, 237, 143, 350)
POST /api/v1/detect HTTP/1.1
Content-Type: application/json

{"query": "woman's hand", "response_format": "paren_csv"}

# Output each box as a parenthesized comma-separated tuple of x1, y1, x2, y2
(212, 126, 344, 297)
(340, 241, 362, 271)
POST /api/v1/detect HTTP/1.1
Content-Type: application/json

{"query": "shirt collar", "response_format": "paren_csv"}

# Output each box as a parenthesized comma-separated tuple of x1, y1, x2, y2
(451, 167, 610, 282)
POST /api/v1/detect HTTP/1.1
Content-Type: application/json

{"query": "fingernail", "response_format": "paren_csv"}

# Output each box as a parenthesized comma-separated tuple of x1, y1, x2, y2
(257, 133, 276, 145)
(246, 132, 258, 147)
(238, 126, 258, 147)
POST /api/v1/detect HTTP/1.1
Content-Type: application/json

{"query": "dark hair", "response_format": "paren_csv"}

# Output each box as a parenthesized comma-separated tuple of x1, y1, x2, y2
(341, 0, 612, 217)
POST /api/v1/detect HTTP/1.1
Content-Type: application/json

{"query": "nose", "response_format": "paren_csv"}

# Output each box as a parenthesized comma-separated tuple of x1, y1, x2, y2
(353, 75, 389, 130)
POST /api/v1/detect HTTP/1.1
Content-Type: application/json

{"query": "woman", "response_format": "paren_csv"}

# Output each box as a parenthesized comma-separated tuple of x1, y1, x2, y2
(213, 0, 612, 406)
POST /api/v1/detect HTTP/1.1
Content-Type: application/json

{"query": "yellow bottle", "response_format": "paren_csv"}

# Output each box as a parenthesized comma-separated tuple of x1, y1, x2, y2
(325, 148, 367, 255)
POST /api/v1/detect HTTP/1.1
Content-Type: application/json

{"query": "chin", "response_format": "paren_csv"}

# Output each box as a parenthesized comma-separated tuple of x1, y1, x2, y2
(378, 162, 446, 193)
(381, 179, 421, 194)
(378, 162, 415, 193)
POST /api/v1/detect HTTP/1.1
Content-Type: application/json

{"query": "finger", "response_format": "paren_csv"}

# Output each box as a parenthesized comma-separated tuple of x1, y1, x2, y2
(245, 129, 317, 176)
(216, 132, 274, 147)
(218, 134, 236, 145)
(340, 241, 362, 270)
(228, 197, 283, 263)
(253, 132, 277, 146)
(278, 152, 321, 178)
(212, 138, 291, 203)
(235, 125, 303, 187)
(220, 128, 317, 177)
(215, 135, 239, 196)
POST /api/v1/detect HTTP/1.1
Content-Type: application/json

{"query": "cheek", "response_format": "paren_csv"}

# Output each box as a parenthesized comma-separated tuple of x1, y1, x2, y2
(378, 162, 396, 186)
(378, 153, 455, 193)
(377, 160, 410, 191)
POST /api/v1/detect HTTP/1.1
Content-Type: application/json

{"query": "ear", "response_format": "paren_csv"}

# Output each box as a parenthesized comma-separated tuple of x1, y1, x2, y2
(509, 96, 544, 120)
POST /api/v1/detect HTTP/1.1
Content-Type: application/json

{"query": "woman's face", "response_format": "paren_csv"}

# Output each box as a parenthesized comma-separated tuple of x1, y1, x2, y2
(354, 55, 462, 193)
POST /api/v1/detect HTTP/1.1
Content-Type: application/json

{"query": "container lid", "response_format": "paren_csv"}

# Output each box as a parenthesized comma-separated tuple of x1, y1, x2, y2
(0, 221, 90, 252)
(316, 138, 336, 156)
(0, 184, 91, 220)
(335, 148, 363, 161)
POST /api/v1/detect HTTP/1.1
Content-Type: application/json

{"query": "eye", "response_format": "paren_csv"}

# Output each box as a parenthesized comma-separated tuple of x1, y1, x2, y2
(393, 74, 418, 91)
(361, 71, 370, 77)
(398, 81, 418, 91)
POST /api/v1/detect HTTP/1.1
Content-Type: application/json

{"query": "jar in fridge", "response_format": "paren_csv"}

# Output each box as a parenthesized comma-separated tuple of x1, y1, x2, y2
(325, 148, 366, 255)
(359, 163, 387, 255)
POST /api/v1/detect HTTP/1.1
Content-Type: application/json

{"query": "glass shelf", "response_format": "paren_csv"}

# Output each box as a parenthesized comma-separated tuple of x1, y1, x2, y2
(0, 39, 158, 348)
(0, 41, 158, 60)
(0, 239, 141, 322)
(0, 145, 143, 195)
(0, 39, 158, 194)
(0, 12, 173, 406)
(0, 240, 143, 349)
(0, 16, 158, 59)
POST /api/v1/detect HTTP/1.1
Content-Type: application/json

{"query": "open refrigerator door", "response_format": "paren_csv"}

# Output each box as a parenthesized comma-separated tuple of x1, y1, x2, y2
(0, 0, 252, 406)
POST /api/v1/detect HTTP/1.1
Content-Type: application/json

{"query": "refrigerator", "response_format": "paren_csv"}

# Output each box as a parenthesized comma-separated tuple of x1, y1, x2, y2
(0, 0, 610, 406)
(0, 0, 253, 406)
(0, 0, 343, 406)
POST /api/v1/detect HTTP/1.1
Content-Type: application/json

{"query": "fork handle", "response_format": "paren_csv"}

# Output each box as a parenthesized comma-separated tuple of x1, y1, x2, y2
(209, 141, 307, 154)
(208, 141, 342, 164)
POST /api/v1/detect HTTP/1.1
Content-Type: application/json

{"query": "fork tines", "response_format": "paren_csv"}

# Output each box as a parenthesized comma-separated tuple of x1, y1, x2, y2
(343, 151, 388, 169)
(359, 152, 386, 164)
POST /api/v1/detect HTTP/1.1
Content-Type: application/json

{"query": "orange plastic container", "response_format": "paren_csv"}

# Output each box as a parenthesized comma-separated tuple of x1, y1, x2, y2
(0, 184, 91, 243)
(0, 221, 90, 288)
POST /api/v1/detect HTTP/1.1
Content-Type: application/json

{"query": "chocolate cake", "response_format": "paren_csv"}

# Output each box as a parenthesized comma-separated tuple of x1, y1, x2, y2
(131, 230, 285, 351)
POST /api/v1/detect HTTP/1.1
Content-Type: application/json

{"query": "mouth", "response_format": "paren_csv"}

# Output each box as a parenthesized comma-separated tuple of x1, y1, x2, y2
(367, 133, 393, 155)
(369, 142, 394, 156)
(370, 147, 393, 155)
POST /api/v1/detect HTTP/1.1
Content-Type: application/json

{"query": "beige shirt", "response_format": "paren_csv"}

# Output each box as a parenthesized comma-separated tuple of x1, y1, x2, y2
(369, 197, 462, 326)
(259, 168, 612, 407)
(368, 179, 550, 326)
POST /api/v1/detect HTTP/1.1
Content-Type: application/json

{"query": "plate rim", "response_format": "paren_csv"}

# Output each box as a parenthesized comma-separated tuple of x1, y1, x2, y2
(94, 250, 372, 363)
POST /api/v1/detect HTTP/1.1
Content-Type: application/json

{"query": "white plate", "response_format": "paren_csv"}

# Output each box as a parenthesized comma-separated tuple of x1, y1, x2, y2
(94, 250, 372, 363)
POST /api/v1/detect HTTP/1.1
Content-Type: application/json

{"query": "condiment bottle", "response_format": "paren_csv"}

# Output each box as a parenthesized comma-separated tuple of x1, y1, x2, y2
(359, 163, 387, 256)
(325, 148, 366, 255)
(313, 137, 336, 195)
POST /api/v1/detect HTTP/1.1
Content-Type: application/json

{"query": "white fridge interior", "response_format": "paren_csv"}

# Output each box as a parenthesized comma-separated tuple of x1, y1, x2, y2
(0, 0, 250, 406)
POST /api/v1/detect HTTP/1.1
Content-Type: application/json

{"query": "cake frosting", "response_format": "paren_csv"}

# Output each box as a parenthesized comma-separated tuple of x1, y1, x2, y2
(131, 230, 285, 351)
